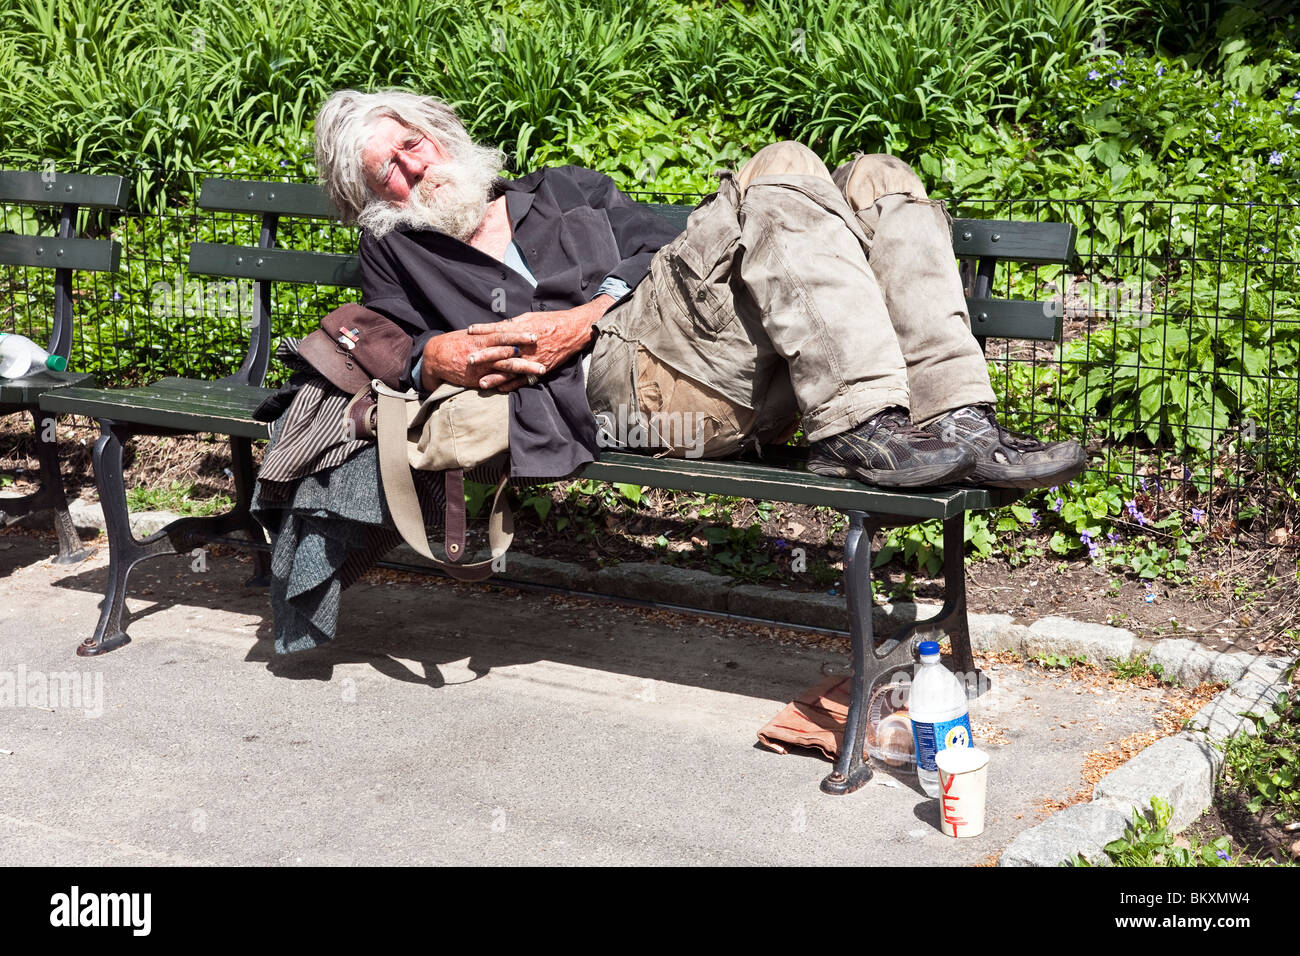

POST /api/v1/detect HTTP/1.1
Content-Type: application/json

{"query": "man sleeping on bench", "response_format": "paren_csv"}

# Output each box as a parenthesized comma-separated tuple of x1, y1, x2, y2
(249, 89, 1085, 654)
(311, 88, 1084, 489)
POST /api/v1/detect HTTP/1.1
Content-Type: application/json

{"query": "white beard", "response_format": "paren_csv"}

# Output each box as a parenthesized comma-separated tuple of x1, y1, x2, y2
(359, 145, 500, 241)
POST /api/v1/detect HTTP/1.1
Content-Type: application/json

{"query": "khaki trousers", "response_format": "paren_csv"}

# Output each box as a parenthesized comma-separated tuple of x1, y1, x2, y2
(586, 141, 997, 458)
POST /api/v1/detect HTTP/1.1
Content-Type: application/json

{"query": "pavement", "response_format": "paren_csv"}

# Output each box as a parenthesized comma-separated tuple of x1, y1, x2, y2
(0, 528, 1287, 866)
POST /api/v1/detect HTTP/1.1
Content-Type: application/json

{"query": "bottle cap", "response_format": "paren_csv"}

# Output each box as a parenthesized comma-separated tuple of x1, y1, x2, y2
(45, 354, 67, 372)
(918, 640, 941, 658)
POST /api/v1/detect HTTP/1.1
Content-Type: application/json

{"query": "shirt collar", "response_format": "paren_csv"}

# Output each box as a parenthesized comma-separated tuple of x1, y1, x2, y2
(490, 177, 536, 230)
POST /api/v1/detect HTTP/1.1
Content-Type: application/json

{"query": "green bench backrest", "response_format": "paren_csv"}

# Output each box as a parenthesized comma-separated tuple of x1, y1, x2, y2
(0, 170, 128, 364)
(189, 178, 1077, 386)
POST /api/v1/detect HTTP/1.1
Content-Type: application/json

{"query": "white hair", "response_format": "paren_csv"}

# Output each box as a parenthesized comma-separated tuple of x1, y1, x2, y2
(314, 89, 505, 237)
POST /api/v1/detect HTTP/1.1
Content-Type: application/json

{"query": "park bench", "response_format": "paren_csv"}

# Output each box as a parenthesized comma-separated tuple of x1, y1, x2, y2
(1, 171, 127, 563)
(42, 177, 1075, 795)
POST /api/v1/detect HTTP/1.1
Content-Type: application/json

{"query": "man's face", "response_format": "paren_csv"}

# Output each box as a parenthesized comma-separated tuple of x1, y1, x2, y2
(361, 116, 449, 205)
(355, 114, 500, 241)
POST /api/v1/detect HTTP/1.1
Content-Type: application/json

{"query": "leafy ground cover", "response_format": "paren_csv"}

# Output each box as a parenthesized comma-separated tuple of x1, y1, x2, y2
(1079, 661, 1300, 866)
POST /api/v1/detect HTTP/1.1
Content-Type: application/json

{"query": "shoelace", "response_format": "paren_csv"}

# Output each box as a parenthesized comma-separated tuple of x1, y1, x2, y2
(871, 408, 939, 442)
(964, 406, 1041, 451)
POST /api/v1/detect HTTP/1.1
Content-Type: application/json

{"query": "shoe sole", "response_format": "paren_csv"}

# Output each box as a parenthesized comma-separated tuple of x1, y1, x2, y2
(968, 451, 1088, 490)
(807, 453, 976, 489)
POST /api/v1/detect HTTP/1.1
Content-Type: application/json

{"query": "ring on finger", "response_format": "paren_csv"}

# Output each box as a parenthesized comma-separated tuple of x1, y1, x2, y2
(526, 374, 539, 386)
(512, 345, 521, 358)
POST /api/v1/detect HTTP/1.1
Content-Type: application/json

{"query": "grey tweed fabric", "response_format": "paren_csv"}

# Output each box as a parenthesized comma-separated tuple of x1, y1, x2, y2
(252, 405, 448, 654)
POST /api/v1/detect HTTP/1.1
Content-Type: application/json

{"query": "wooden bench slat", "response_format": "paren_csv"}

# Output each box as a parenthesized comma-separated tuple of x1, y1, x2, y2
(952, 219, 1075, 264)
(0, 371, 95, 406)
(0, 235, 121, 272)
(0, 171, 129, 209)
(188, 242, 361, 287)
(579, 451, 1017, 517)
(967, 297, 1063, 341)
(198, 179, 340, 219)
(644, 205, 1075, 264)
(41, 384, 274, 438)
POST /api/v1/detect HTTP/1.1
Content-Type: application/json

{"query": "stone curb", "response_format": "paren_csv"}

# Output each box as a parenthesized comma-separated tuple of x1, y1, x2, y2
(17, 503, 1296, 867)
(2, 494, 180, 539)
(1001, 651, 1294, 868)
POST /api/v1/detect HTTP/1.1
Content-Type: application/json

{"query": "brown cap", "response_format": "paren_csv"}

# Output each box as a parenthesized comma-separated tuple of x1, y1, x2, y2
(296, 303, 413, 394)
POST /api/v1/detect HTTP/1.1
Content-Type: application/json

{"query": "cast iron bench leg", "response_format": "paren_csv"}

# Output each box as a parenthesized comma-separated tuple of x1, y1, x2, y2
(79, 419, 164, 655)
(80, 422, 273, 655)
(880, 514, 983, 690)
(230, 435, 270, 587)
(821, 509, 921, 795)
(35, 409, 92, 564)
(820, 510, 986, 795)
(0, 409, 91, 563)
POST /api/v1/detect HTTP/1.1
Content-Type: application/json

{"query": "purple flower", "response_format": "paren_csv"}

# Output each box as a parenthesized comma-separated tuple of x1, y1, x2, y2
(111, 291, 122, 301)
(775, 538, 788, 551)
(1211, 131, 1222, 143)
(1125, 500, 1147, 526)
(1191, 508, 1205, 523)
(1109, 77, 1124, 90)
(1216, 850, 1230, 860)
(1080, 531, 1100, 559)
(1155, 65, 1165, 77)
(1029, 510, 1039, 526)
(279, 160, 288, 168)
(1269, 151, 1284, 165)
(1232, 98, 1242, 107)
(1088, 69, 1101, 81)
(1294, 91, 1300, 100)
(1139, 477, 1148, 492)
(1049, 486, 1059, 495)
(1051, 497, 1063, 512)
(1107, 532, 1119, 544)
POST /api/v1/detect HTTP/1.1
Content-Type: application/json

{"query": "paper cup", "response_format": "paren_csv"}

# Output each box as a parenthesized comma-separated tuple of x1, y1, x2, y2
(934, 746, 990, 838)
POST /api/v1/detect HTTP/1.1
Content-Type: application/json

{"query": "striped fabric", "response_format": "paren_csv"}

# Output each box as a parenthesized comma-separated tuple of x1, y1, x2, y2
(257, 377, 370, 488)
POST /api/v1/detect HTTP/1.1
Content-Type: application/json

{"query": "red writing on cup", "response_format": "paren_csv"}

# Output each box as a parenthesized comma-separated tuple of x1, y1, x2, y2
(941, 771, 965, 833)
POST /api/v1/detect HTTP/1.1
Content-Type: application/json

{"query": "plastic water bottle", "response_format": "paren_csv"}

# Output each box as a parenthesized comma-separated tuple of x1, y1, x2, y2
(909, 640, 973, 797)
(0, 333, 66, 378)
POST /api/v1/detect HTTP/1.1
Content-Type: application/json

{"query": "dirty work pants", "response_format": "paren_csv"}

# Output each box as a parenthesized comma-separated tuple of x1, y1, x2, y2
(585, 141, 998, 458)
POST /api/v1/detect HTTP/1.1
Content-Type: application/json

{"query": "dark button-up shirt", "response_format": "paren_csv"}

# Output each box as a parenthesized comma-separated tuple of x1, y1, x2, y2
(359, 165, 681, 478)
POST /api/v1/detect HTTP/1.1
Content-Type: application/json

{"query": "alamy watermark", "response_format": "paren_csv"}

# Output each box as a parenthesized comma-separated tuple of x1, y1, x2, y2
(50, 886, 150, 936)
(151, 272, 256, 324)
(0, 664, 103, 718)
(1042, 275, 1155, 324)
(595, 403, 708, 459)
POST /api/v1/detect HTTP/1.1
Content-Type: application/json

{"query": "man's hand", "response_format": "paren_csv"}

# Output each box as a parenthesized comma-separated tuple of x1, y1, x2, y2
(421, 326, 547, 392)
(464, 294, 615, 390)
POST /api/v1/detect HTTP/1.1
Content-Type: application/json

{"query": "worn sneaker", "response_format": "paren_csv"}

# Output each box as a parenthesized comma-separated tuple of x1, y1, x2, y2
(808, 407, 976, 487)
(923, 404, 1086, 489)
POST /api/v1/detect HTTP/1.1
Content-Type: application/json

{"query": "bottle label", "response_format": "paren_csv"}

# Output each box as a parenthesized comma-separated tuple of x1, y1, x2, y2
(911, 713, 972, 772)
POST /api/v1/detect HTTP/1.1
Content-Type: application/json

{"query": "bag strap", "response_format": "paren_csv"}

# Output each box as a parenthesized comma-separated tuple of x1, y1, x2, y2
(375, 382, 513, 581)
